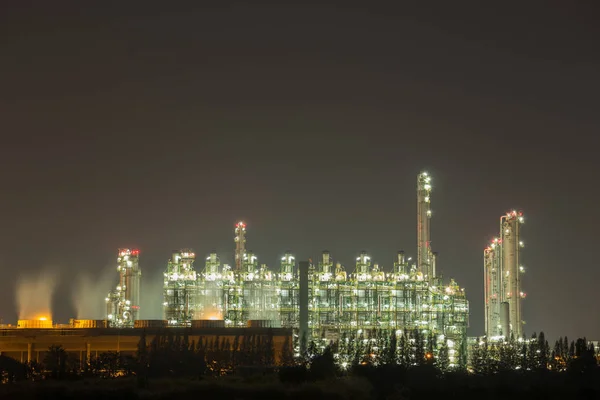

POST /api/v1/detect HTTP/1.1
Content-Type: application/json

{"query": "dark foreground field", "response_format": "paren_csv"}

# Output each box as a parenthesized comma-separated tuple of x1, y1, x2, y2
(0, 368, 598, 400)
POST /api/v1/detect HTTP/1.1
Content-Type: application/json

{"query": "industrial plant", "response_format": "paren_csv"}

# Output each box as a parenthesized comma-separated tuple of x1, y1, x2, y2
(3, 171, 489, 368)
(483, 210, 526, 341)
(98, 172, 470, 364)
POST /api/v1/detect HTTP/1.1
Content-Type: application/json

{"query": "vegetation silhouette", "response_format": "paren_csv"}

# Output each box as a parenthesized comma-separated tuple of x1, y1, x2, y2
(0, 329, 597, 400)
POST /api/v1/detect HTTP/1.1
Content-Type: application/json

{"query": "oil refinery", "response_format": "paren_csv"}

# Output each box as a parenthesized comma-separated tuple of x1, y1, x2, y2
(484, 210, 526, 341)
(6, 171, 478, 366)
(98, 171, 468, 363)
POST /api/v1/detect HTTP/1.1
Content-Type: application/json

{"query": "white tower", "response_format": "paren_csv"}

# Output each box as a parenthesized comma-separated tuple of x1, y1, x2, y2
(500, 210, 525, 339)
(417, 172, 434, 281)
(484, 238, 502, 338)
(484, 211, 526, 340)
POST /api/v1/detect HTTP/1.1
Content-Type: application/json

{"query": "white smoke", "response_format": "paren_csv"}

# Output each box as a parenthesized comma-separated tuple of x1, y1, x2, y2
(72, 267, 116, 320)
(16, 268, 57, 320)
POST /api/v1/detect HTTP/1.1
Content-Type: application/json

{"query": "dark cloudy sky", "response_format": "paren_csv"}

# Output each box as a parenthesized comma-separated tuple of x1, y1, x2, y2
(1, 1, 599, 340)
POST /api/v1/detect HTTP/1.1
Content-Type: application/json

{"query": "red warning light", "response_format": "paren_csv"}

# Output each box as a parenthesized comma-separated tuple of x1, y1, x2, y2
(131, 249, 140, 256)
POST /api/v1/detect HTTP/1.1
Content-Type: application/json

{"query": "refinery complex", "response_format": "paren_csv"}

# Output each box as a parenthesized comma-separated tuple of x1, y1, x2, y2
(7, 171, 528, 366)
(99, 172, 472, 364)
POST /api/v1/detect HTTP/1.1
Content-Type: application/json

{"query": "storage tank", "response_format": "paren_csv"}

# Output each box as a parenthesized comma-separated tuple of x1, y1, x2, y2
(70, 319, 107, 328)
(17, 319, 53, 329)
(191, 319, 225, 329)
(247, 320, 280, 328)
(134, 319, 168, 329)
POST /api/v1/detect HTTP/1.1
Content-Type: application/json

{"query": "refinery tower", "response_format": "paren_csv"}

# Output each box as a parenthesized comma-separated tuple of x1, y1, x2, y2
(417, 172, 437, 283)
(484, 211, 526, 340)
(106, 249, 141, 328)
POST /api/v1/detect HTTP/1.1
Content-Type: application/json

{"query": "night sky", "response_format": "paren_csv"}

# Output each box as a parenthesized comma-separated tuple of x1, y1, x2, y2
(1, 2, 599, 340)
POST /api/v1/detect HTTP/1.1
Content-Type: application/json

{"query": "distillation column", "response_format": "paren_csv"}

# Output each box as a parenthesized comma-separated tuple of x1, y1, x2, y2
(234, 221, 246, 271)
(483, 240, 501, 338)
(106, 249, 141, 328)
(500, 211, 524, 339)
(417, 172, 434, 281)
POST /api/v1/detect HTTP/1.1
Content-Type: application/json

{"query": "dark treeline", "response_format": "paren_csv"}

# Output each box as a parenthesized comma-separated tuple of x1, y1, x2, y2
(0, 329, 598, 400)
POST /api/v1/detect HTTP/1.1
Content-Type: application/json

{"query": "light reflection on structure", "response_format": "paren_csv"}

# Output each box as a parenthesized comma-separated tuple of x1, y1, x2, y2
(105, 249, 141, 328)
(484, 210, 526, 341)
(102, 172, 470, 365)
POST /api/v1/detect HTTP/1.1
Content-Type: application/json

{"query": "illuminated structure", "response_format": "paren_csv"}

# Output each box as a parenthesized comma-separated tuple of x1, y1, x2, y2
(417, 172, 434, 281)
(195, 172, 468, 364)
(164, 250, 198, 326)
(106, 249, 141, 328)
(484, 211, 525, 340)
(278, 251, 298, 328)
(234, 221, 246, 271)
(197, 253, 224, 320)
(99, 172, 469, 365)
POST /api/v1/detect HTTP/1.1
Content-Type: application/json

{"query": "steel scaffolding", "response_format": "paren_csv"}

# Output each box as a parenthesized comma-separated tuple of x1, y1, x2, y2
(163, 250, 198, 327)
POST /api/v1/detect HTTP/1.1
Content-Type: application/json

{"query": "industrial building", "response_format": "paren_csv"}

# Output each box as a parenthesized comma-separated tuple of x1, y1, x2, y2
(484, 211, 526, 340)
(105, 249, 141, 328)
(163, 250, 199, 326)
(0, 326, 291, 366)
(97, 171, 469, 364)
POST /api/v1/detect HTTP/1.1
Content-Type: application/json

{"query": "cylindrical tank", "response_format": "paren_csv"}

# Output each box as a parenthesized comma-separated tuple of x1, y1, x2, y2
(134, 319, 168, 329)
(247, 320, 280, 328)
(70, 319, 107, 328)
(191, 319, 225, 329)
(17, 319, 53, 329)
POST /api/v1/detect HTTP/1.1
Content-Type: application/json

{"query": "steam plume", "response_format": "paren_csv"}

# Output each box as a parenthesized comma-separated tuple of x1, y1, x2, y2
(72, 267, 116, 319)
(16, 269, 57, 320)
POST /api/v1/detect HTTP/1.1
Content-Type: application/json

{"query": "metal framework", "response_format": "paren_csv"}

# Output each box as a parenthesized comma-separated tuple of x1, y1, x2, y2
(103, 172, 469, 365)
(198, 253, 224, 320)
(106, 249, 141, 328)
(163, 250, 198, 326)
